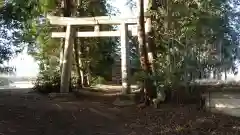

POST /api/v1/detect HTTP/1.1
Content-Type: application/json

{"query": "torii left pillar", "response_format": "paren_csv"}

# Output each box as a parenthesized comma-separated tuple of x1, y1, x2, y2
(60, 25, 74, 93)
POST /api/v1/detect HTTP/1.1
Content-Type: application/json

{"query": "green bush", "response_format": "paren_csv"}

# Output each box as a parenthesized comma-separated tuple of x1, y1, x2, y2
(33, 68, 74, 94)
(33, 69, 61, 94)
(132, 70, 204, 104)
(162, 84, 203, 104)
(91, 76, 107, 86)
(133, 71, 148, 83)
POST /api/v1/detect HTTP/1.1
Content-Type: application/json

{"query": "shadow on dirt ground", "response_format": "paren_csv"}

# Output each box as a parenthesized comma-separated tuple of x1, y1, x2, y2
(0, 89, 240, 135)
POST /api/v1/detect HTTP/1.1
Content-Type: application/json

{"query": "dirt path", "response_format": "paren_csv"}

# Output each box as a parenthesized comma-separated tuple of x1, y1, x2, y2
(0, 90, 240, 135)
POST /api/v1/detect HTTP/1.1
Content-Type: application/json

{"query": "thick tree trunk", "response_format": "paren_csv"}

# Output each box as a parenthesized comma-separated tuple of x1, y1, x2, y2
(145, 2, 156, 77)
(63, 0, 72, 17)
(137, 0, 155, 105)
(146, 0, 166, 105)
(145, 20, 156, 73)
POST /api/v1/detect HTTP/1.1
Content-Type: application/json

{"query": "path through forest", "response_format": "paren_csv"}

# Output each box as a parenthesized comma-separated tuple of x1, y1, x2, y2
(0, 89, 240, 135)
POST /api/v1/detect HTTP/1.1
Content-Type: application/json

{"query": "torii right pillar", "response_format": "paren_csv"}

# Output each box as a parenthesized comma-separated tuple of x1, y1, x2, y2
(120, 23, 131, 94)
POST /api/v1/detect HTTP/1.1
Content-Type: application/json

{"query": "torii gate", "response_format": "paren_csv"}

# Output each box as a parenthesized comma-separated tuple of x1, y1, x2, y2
(47, 15, 140, 94)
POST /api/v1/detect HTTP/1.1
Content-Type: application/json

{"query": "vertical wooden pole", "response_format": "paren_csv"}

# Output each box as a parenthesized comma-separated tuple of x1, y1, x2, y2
(59, 38, 64, 71)
(78, 39, 85, 86)
(120, 23, 130, 94)
(59, 1, 65, 71)
(60, 24, 74, 93)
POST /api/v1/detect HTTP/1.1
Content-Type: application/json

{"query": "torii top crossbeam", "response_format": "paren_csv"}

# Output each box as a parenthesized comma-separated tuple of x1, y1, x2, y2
(47, 15, 139, 37)
(47, 15, 139, 25)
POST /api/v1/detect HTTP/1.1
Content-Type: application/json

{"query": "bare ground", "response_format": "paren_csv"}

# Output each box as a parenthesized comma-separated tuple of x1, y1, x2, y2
(0, 89, 240, 135)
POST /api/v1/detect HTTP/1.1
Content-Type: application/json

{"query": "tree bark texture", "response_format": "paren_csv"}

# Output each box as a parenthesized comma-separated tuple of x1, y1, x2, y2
(137, 0, 155, 105)
(72, 0, 83, 88)
(145, 0, 158, 99)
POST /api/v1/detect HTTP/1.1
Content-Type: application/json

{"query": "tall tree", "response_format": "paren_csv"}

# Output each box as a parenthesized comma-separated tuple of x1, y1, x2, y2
(126, 0, 240, 102)
(137, 0, 156, 105)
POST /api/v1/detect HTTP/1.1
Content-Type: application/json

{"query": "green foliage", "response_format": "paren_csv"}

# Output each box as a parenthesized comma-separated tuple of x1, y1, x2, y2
(39, 0, 57, 13)
(33, 68, 61, 94)
(133, 71, 148, 83)
(88, 38, 117, 79)
(148, 0, 240, 85)
(129, 0, 240, 102)
(0, 0, 42, 73)
(91, 76, 107, 86)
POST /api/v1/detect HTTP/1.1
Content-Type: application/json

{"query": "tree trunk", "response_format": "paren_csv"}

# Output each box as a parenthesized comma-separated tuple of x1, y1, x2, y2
(225, 69, 227, 80)
(58, 0, 65, 71)
(86, 46, 91, 86)
(72, 0, 83, 88)
(79, 39, 88, 87)
(217, 39, 223, 80)
(213, 69, 217, 79)
(73, 38, 83, 88)
(145, 1, 158, 100)
(145, 1, 157, 78)
(63, 0, 72, 17)
(59, 38, 64, 71)
(137, 0, 155, 105)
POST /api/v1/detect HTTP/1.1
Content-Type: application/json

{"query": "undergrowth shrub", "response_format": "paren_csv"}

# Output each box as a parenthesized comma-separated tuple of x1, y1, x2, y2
(91, 76, 107, 86)
(33, 69, 74, 94)
(166, 84, 205, 104)
(132, 71, 205, 104)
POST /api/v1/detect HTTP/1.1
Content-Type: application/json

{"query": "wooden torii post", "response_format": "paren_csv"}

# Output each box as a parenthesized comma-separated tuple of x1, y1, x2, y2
(47, 15, 139, 94)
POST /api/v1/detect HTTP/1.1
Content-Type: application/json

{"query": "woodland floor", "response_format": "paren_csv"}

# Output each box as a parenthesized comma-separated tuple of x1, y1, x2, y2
(0, 89, 240, 135)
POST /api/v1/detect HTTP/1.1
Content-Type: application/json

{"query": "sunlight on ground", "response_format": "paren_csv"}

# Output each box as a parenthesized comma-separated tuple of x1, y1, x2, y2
(215, 104, 239, 109)
(0, 81, 34, 89)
